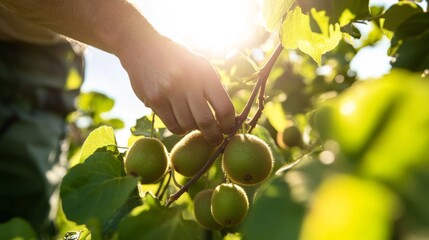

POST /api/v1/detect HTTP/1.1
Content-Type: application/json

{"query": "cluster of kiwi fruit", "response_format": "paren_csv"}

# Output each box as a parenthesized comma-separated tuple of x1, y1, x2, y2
(124, 130, 274, 230)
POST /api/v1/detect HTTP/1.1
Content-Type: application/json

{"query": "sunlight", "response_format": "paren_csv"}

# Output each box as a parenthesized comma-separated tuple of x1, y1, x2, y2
(137, 0, 261, 57)
(340, 101, 356, 116)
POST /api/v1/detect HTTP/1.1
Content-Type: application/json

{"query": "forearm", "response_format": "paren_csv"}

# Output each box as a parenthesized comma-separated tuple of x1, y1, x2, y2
(0, 0, 160, 55)
(1, 0, 236, 144)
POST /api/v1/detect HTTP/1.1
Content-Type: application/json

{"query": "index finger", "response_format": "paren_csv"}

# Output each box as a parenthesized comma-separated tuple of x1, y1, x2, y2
(187, 93, 224, 145)
(204, 72, 236, 134)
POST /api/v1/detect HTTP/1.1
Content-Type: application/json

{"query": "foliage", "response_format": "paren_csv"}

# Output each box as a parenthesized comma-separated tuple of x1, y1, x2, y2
(3, 0, 428, 239)
(66, 91, 125, 166)
(0, 218, 37, 240)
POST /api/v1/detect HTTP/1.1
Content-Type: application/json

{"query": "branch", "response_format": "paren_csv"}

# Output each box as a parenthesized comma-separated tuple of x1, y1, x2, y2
(165, 43, 284, 207)
(165, 138, 229, 206)
(249, 43, 284, 132)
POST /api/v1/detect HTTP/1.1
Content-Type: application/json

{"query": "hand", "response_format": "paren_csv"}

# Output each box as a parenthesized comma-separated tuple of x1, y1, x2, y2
(119, 37, 236, 145)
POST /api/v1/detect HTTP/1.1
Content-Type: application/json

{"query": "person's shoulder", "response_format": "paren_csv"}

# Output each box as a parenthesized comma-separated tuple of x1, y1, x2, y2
(0, 6, 64, 45)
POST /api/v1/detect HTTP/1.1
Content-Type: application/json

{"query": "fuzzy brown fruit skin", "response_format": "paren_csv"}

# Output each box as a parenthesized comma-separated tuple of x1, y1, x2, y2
(222, 134, 273, 185)
(211, 183, 249, 227)
(170, 130, 216, 177)
(125, 138, 169, 184)
(193, 189, 223, 230)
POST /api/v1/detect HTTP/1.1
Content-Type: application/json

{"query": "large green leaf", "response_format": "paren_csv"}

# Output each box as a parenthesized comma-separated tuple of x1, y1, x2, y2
(394, 167, 429, 238)
(242, 177, 305, 240)
(320, 78, 402, 158)
(300, 174, 397, 240)
(317, 69, 429, 184)
(281, 7, 342, 65)
(262, 0, 295, 31)
(359, 70, 429, 184)
(80, 125, 117, 163)
(389, 13, 429, 72)
(118, 193, 202, 240)
(0, 218, 37, 240)
(382, 2, 423, 32)
(297, 0, 370, 26)
(61, 151, 139, 225)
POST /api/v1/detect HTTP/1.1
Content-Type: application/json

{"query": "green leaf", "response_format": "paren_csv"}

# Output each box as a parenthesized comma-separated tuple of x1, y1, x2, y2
(300, 174, 397, 240)
(77, 91, 115, 114)
(297, 0, 370, 26)
(281, 7, 342, 65)
(130, 114, 165, 137)
(393, 167, 429, 235)
(389, 13, 429, 72)
(80, 126, 117, 163)
(65, 67, 83, 90)
(340, 23, 361, 39)
(322, 77, 402, 158)
(55, 201, 87, 239)
(242, 177, 305, 240)
(382, 2, 423, 32)
(319, 69, 429, 184)
(105, 118, 125, 129)
(131, 115, 153, 137)
(262, 0, 295, 31)
(118, 194, 202, 240)
(0, 218, 37, 240)
(359, 70, 429, 184)
(60, 151, 139, 225)
(264, 100, 289, 132)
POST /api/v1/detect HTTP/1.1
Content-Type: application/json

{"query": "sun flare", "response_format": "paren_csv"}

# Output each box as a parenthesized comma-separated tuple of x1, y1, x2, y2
(137, 0, 262, 57)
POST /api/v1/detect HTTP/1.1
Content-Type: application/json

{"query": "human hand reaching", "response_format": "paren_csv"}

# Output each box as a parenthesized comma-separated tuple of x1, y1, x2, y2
(0, 0, 236, 144)
(119, 37, 236, 145)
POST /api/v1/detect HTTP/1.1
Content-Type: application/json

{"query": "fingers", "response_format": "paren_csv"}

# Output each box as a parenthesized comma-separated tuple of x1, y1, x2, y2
(170, 96, 198, 131)
(130, 44, 235, 144)
(155, 93, 225, 145)
(148, 98, 185, 135)
(170, 59, 235, 144)
(204, 73, 236, 134)
(187, 93, 224, 145)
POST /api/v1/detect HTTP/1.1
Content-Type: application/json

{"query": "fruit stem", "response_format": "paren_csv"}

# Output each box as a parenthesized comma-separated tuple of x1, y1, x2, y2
(150, 112, 156, 138)
(171, 169, 183, 188)
(164, 43, 284, 207)
(157, 170, 172, 200)
(155, 172, 167, 197)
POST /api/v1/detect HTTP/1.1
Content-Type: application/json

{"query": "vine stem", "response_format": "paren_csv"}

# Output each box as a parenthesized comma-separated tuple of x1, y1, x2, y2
(165, 43, 284, 207)
(150, 112, 156, 138)
(248, 43, 284, 132)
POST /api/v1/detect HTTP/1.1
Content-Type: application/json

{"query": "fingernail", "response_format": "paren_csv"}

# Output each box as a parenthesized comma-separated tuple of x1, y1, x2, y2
(171, 127, 186, 135)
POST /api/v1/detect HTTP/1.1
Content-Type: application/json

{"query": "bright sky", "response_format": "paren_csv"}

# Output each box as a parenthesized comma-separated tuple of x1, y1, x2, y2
(82, 0, 417, 146)
(135, 0, 261, 57)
